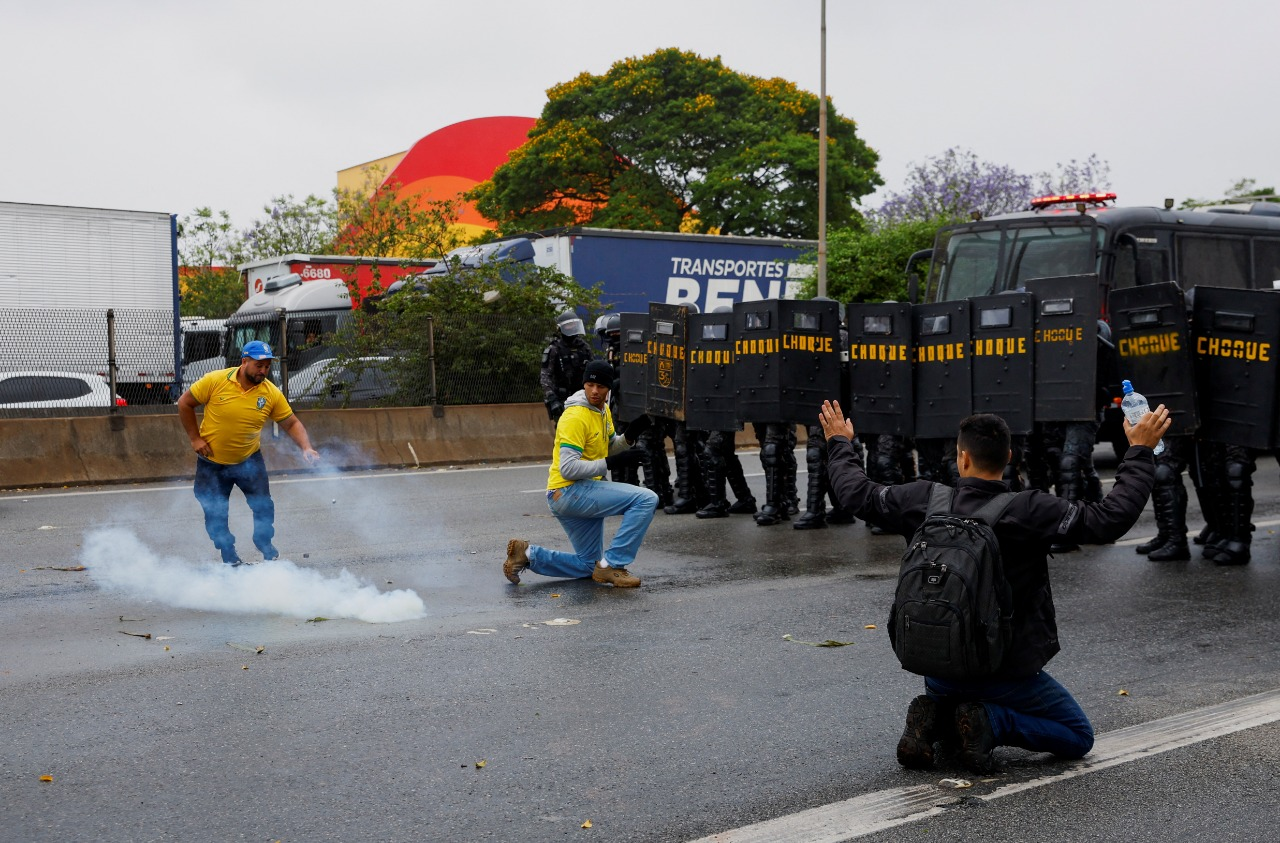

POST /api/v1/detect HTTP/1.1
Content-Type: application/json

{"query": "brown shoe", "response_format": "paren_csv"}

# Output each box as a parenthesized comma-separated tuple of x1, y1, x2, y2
(504, 539, 530, 584)
(954, 702, 998, 774)
(591, 565, 641, 588)
(896, 695, 938, 769)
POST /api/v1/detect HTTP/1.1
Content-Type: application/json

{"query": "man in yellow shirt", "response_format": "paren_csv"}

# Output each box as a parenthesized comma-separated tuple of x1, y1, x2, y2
(504, 360, 656, 587)
(177, 341, 319, 566)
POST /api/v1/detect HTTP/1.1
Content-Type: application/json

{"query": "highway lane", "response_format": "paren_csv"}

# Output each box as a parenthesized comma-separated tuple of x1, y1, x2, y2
(3, 451, 1279, 842)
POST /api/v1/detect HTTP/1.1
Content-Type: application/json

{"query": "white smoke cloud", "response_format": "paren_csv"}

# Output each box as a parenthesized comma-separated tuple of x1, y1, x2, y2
(83, 527, 426, 623)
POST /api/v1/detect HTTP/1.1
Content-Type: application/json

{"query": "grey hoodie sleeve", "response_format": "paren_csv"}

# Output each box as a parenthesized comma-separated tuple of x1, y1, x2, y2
(558, 434, 629, 481)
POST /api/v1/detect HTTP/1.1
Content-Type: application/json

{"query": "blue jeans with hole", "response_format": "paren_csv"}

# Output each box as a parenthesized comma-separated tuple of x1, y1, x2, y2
(526, 479, 659, 578)
(925, 670, 1095, 759)
(193, 451, 276, 558)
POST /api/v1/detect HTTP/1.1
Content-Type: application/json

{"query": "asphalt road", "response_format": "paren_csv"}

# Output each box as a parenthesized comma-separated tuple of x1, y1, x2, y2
(3, 449, 1279, 842)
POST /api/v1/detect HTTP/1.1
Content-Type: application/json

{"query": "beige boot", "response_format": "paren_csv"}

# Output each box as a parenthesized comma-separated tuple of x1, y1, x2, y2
(591, 564, 641, 588)
(504, 539, 530, 584)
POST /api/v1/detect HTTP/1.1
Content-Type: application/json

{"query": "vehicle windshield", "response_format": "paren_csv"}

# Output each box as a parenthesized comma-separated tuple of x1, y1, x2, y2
(930, 220, 1099, 301)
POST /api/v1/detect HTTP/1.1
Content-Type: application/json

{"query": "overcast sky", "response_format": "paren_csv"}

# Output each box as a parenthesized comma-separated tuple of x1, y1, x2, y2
(5, 0, 1275, 230)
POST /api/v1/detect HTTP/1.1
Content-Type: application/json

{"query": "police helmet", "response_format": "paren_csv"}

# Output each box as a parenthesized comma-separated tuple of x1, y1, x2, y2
(711, 305, 732, 314)
(556, 310, 585, 337)
(604, 314, 620, 334)
(593, 314, 612, 338)
(684, 302, 701, 314)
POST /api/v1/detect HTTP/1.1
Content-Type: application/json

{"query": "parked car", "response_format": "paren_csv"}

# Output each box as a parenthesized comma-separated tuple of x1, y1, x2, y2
(0, 371, 127, 408)
(286, 357, 394, 407)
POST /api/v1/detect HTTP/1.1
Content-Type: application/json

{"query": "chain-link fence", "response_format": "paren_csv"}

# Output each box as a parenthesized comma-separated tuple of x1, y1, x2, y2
(0, 307, 181, 418)
(0, 305, 560, 418)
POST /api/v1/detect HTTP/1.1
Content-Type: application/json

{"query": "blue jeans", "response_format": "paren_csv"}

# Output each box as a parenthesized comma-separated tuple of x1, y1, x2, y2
(193, 451, 275, 557)
(925, 670, 1095, 759)
(526, 480, 659, 579)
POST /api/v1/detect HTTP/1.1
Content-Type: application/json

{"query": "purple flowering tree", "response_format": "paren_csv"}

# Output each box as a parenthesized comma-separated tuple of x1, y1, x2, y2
(870, 148, 1111, 230)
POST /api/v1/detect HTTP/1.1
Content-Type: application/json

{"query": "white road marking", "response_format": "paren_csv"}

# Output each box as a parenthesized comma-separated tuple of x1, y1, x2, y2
(686, 687, 1280, 843)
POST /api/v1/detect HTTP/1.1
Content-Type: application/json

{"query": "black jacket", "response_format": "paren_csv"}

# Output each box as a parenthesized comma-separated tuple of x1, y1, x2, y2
(827, 437, 1156, 677)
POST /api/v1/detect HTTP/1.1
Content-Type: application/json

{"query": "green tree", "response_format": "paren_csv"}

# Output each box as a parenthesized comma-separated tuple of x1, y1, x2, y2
(330, 170, 468, 301)
(1179, 177, 1279, 210)
(177, 207, 249, 318)
(334, 260, 603, 406)
(470, 48, 881, 238)
(240, 194, 337, 259)
(799, 218, 943, 304)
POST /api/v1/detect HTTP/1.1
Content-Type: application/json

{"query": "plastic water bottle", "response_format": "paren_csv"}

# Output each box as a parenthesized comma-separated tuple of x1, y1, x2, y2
(1119, 379, 1165, 455)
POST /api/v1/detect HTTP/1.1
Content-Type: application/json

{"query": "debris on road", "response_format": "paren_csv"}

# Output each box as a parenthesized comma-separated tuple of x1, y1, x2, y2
(581, 819, 593, 829)
(306, 617, 329, 623)
(31, 565, 86, 571)
(39, 775, 53, 783)
(544, 618, 580, 626)
(939, 778, 972, 789)
(782, 634, 853, 647)
(119, 631, 151, 640)
(227, 642, 265, 654)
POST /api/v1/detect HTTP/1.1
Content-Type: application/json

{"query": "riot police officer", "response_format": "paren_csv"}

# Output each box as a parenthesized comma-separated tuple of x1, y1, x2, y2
(595, 313, 641, 485)
(1196, 442, 1255, 565)
(540, 310, 595, 423)
(796, 298, 857, 529)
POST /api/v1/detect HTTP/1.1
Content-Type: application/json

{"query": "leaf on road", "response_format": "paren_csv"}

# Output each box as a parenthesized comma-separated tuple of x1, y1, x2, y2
(475, 760, 486, 769)
(550, 593, 562, 598)
(306, 617, 329, 623)
(1118, 689, 1129, 696)
(581, 819, 592, 828)
(783, 634, 854, 647)
(39, 775, 53, 783)
(32, 565, 85, 571)
(864, 624, 877, 630)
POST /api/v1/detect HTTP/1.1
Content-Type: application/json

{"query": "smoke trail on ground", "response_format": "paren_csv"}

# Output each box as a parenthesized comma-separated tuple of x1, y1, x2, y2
(83, 527, 426, 623)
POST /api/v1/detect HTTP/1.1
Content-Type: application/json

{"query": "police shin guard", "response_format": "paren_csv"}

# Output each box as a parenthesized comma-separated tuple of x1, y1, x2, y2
(695, 436, 730, 519)
(1216, 462, 1255, 566)
(665, 431, 700, 515)
(639, 430, 673, 508)
(1146, 483, 1190, 561)
(793, 438, 828, 530)
(755, 442, 789, 526)
(725, 452, 757, 515)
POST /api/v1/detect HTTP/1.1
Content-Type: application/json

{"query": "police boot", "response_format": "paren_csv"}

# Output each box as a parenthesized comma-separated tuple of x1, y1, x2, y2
(664, 435, 700, 514)
(725, 453, 757, 514)
(1191, 483, 1225, 559)
(695, 441, 730, 519)
(1215, 481, 1254, 566)
(1147, 483, 1191, 561)
(1050, 454, 1085, 553)
(783, 450, 800, 518)
(793, 454, 828, 530)
(639, 431, 673, 508)
(755, 449, 788, 526)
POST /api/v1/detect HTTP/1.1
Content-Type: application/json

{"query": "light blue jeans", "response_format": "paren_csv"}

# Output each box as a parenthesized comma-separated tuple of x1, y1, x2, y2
(925, 670, 1095, 759)
(526, 480, 659, 579)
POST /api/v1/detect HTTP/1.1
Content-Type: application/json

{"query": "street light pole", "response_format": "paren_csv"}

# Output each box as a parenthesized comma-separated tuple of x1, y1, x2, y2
(817, 0, 828, 298)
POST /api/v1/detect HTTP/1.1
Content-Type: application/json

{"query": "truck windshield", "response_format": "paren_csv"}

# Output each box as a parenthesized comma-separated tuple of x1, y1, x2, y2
(931, 220, 1098, 301)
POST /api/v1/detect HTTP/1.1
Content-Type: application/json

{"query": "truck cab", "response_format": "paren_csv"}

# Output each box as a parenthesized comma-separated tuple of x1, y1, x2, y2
(223, 274, 353, 380)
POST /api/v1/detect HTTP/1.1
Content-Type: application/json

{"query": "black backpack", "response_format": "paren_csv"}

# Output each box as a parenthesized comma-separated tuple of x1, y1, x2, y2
(888, 484, 1017, 680)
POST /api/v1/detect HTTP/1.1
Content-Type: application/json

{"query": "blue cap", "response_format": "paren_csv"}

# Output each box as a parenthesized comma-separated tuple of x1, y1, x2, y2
(241, 340, 275, 360)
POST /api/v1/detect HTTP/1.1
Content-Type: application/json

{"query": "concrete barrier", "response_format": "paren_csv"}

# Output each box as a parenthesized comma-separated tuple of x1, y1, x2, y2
(0, 406, 779, 489)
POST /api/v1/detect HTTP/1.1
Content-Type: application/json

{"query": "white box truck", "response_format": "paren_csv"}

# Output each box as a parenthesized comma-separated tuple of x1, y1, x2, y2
(0, 201, 181, 404)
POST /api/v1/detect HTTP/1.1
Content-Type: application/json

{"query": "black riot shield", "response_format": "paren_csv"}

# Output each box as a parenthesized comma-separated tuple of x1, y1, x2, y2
(616, 312, 648, 423)
(913, 301, 972, 439)
(734, 299, 841, 424)
(1191, 286, 1280, 448)
(1026, 275, 1099, 423)
(1108, 282, 1198, 435)
(969, 293, 1035, 434)
(646, 303, 689, 421)
(685, 311, 737, 431)
(847, 302, 913, 437)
